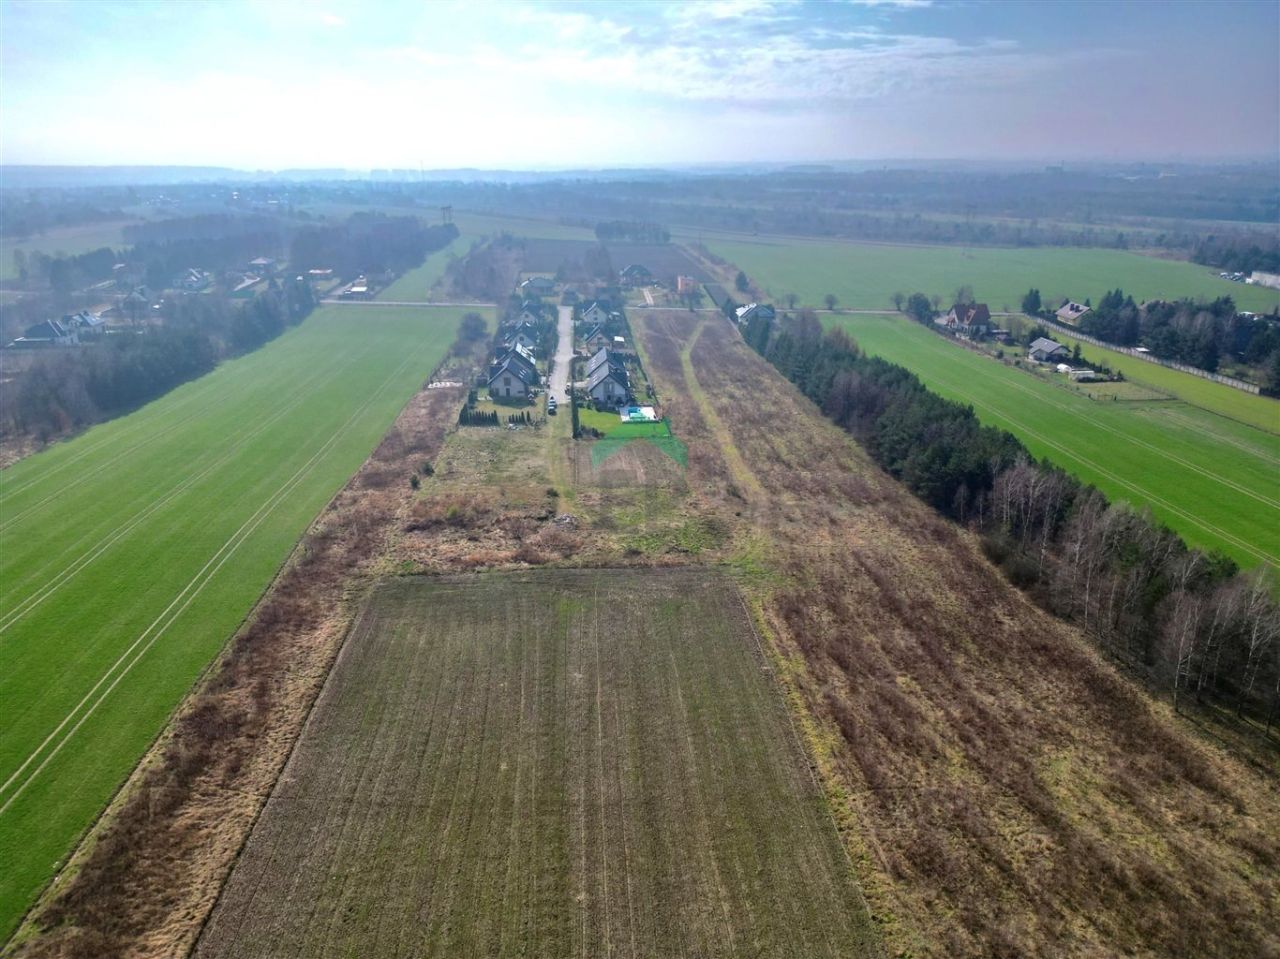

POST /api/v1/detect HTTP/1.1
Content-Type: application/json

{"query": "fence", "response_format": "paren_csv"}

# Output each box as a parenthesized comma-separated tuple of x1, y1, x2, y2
(1037, 318, 1262, 395)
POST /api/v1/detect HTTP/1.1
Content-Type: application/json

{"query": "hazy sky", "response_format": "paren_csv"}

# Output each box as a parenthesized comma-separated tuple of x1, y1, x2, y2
(2, 0, 1277, 170)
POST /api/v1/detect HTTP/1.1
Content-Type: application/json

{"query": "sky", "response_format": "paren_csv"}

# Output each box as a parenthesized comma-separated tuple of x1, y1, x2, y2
(1, 0, 1277, 171)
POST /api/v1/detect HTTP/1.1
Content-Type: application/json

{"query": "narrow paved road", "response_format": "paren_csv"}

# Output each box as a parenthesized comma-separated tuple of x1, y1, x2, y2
(550, 304, 574, 405)
(320, 298, 491, 308)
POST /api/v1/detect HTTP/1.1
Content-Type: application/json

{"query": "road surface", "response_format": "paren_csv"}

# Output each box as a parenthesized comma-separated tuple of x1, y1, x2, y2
(549, 304, 574, 405)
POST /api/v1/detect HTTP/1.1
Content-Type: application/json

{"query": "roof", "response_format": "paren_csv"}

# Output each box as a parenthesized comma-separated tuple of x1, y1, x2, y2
(584, 324, 607, 341)
(950, 303, 991, 325)
(64, 310, 105, 328)
(580, 300, 607, 316)
(1029, 337, 1065, 354)
(1056, 302, 1090, 320)
(488, 355, 536, 386)
(587, 362, 628, 393)
(23, 318, 72, 340)
(587, 346, 625, 378)
(620, 263, 652, 276)
(522, 276, 555, 288)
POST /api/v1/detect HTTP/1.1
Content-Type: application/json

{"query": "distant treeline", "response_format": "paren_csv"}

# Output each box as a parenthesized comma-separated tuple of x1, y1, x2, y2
(593, 220, 669, 244)
(4, 278, 317, 440)
(740, 307, 1280, 730)
(1192, 235, 1280, 275)
(290, 214, 458, 280)
(0, 197, 126, 239)
(1067, 290, 1280, 389)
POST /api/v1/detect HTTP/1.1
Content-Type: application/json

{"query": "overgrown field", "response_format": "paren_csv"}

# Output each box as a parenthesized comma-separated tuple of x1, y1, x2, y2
(195, 569, 876, 959)
(821, 312, 1279, 567)
(630, 309, 1280, 957)
(706, 232, 1280, 314)
(0, 305, 477, 940)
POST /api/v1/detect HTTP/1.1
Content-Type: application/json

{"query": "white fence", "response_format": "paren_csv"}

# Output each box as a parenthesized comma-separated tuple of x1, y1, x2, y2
(1037, 319, 1262, 395)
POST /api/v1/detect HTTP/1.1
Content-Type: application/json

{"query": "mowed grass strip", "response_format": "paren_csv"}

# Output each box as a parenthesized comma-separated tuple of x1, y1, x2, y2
(0, 306, 475, 940)
(195, 569, 877, 959)
(824, 313, 1280, 567)
(707, 233, 1280, 315)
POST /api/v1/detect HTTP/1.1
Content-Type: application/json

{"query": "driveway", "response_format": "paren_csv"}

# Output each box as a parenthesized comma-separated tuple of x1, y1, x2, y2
(549, 303, 574, 405)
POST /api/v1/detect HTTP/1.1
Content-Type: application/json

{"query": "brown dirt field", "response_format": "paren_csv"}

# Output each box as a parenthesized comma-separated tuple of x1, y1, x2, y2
(570, 437, 687, 489)
(5, 342, 486, 959)
(630, 308, 1280, 959)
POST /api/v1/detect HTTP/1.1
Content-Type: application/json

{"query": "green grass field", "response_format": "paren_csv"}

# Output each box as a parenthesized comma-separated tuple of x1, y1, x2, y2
(194, 569, 877, 958)
(824, 313, 1280, 568)
(0, 221, 142, 281)
(376, 233, 472, 301)
(1002, 316, 1279, 433)
(0, 305, 475, 939)
(706, 233, 1280, 315)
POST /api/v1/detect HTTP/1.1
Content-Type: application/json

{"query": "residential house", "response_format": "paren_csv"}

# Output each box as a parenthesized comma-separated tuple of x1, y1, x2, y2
(676, 275, 699, 295)
(587, 359, 629, 406)
(64, 311, 107, 337)
(583, 325, 611, 353)
(619, 263, 653, 287)
(173, 268, 212, 292)
(249, 257, 277, 275)
(734, 303, 776, 325)
(580, 300, 610, 328)
(516, 301, 546, 326)
(586, 346, 626, 380)
(1028, 337, 1070, 363)
(1055, 301, 1091, 325)
(11, 318, 77, 348)
(520, 276, 556, 297)
(944, 302, 992, 337)
(488, 355, 536, 400)
(492, 344, 538, 385)
(504, 321, 538, 353)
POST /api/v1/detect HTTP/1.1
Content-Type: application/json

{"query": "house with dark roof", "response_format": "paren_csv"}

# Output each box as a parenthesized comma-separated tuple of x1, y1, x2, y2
(944, 303, 992, 337)
(520, 276, 556, 297)
(1055, 301, 1091, 325)
(488, 354, 536, 400)
(586, 346, 626, 380)
(580, 300, 610, 327)
(173, 268, 212, 292)
(734, 303, 776, 325)
(492, 343, 538, 383)
(504, 320, 539, 353)
(11, 318, 78, 349)
(1028, 337, 1069, 363)
(587, 359, 629, 406)
(619, 263, 653, 287)
(64, 311, 107, 336)
(582, 325, 611, 353)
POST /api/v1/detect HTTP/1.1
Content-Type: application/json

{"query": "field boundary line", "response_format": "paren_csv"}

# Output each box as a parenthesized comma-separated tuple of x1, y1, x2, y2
(0, 348, 425, 812)
(734, 587, 885, 958)
(0, 348, 366, 632)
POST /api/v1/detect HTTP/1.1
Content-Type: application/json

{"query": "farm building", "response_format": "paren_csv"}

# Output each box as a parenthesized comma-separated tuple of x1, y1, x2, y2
(1056, 301, 1091, 324)
(10, 318, 78, 348)
(64, 311, 107, 336)
(1029, 337, 1070, 362)
(249, 257, 277, 275)
(520, 276, 556, 297)
(944, 302, 991, 337)
(488, 355, 536, 400)
(677, 275, 699, 295)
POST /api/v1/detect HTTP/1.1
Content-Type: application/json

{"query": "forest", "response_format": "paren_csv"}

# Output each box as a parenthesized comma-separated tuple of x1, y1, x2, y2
(740, 308, 1280, 731)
